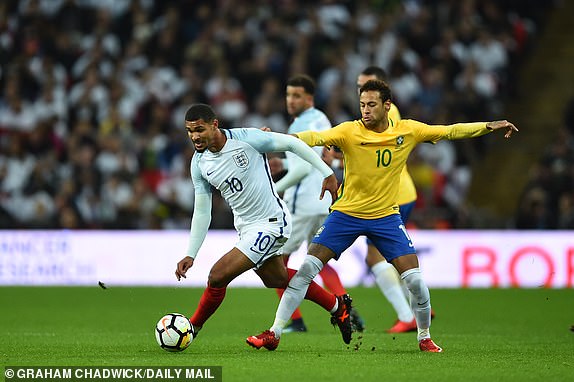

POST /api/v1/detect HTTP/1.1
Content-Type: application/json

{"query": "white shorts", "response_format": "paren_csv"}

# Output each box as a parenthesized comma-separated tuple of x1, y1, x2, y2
(280, 213, 327, 255)
(236, 220, 291, 269)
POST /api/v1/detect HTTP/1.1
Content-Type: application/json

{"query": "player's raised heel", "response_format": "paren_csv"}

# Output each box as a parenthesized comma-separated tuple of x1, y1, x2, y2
(386, 318, 417, 333)
(419, 338, 443, 353)
(246, 330, 280, 351)
(330, 294, 353, 344)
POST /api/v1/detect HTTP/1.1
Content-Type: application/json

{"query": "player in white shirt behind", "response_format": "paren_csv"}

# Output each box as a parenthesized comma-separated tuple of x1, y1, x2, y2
(268, 75, 365, 333)
(175, 103, 354, 349)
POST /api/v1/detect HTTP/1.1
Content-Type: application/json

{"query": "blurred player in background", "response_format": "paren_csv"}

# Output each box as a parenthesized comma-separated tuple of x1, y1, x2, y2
(248, 80, 518, 352)
(175, 103, 353, 349)
(267, 74, 365, 333)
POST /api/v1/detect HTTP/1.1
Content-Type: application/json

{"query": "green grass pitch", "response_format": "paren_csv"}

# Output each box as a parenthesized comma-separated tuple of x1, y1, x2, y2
(1, 286, 572, 381)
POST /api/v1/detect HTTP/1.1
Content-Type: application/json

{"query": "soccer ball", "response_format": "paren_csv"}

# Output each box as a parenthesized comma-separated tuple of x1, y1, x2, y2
(155, 313, 194, 352)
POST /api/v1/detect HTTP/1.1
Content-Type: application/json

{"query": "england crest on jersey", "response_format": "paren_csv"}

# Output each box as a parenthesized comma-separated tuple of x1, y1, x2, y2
(233, 150, 249, 168)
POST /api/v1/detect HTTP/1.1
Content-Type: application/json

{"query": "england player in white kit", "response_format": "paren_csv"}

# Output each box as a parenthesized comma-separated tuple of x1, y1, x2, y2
(192, 127, 294, 267)
(277, 84, 332, 254)
(175, 104, 353, 347)
(267, 75, 364, 333)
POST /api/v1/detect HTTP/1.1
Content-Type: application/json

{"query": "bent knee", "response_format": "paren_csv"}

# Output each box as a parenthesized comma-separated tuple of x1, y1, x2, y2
(262, 274, 288, 289)
(307, 243, 334, 263)
(207, 270, 230, 288)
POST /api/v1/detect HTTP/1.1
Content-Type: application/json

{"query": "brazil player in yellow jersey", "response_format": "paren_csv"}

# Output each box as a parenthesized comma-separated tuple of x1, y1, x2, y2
(357, 66, 420, 333)
(247, 79, 517, 352)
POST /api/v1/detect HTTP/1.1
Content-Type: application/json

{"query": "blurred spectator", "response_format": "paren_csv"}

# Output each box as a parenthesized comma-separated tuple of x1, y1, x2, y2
(557, 192, 574, 229)
(242, 94, 288, 133)
(469, 28, 508, 74)
(0, 134, 36, 194)
(515, 128, 574, 229)
(515, 186, 554, 229)
(0, 0, 555, 230)
(156, 146, 194, 217)
(204, 63, 248, 126)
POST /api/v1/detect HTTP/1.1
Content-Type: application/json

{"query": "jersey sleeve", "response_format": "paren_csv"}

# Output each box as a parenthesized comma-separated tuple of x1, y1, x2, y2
(233, 128, 333, 178)
(408, 120, 491, 144)
(296, 122, 350, 148)
(186, 155, 212, 260)
(186, 193, 212, 259)
(229, 128, 277, 152)
(191, 155, 211, 195)
(274, 152, 312, 192)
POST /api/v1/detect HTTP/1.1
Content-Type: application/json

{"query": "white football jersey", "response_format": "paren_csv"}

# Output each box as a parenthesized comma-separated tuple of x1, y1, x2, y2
(283, 107, 332, 215)
(191, 128, 290, 232)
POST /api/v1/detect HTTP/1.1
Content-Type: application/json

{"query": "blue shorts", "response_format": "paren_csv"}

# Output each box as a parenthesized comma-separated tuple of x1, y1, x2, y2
(311, 210, 416, 262)
(366, 201, 415, 247)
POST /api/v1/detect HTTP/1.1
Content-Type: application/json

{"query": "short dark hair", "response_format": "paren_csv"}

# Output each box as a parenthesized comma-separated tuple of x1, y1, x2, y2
(286, 74, 315, 95)
(359, 79, 392, 102)
(185, 103, 216, 122)
(361, 66, 388, 81)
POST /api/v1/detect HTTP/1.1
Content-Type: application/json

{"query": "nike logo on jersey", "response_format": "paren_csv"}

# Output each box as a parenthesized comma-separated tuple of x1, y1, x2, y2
(206, 170, 215, 176)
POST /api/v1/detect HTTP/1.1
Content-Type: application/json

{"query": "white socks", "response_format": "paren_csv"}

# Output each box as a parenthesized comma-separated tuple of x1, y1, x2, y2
(401, 267, 432, 341)
(271, 255, 324, 337)
(371, 261, 414, 323)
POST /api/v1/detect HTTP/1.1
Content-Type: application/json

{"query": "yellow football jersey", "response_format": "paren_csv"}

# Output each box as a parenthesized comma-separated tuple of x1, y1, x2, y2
(388, 104, 417, 205)
(297, 119, 490, 219)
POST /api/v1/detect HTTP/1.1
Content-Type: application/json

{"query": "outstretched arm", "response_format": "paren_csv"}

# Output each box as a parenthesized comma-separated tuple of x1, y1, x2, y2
(241, 128, 338, 201)
(412, 119, 519, 143)
(176, 192, 212, 281)
(274, 154, 312, 192)
(485, 120, 519, 138)
(273, 132, 338, 202)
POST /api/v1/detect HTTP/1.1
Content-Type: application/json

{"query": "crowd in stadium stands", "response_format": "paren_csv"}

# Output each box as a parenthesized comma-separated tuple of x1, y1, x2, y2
(515, 99, 574, 229)
(0, 0, 553, 230)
